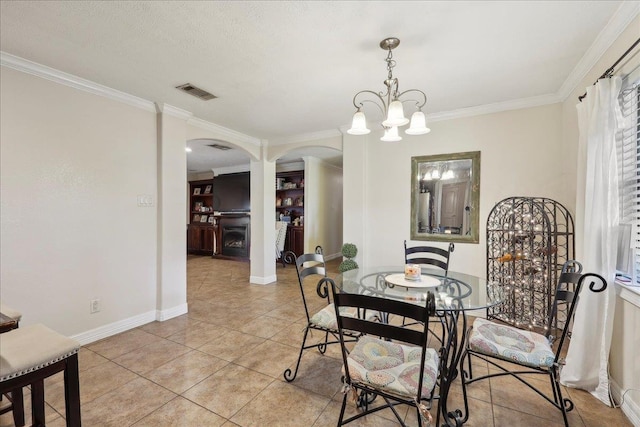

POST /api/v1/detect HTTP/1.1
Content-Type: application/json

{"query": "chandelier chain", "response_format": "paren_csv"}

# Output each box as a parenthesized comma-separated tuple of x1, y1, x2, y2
(386, 48, 395, 80)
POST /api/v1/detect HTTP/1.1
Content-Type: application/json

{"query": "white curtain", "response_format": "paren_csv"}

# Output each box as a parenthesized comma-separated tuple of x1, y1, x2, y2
(561, 77, 623, 405)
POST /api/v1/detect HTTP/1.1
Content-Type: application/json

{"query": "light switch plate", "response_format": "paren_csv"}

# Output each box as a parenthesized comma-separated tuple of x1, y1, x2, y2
(137, 195, 154, 207)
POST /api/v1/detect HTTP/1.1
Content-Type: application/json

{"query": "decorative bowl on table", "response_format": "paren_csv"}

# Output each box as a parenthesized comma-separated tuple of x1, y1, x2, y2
(404, 264, 422, 281)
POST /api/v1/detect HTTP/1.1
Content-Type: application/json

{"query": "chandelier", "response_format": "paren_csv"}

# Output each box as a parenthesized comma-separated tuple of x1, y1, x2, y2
(347, 37, 430, 141)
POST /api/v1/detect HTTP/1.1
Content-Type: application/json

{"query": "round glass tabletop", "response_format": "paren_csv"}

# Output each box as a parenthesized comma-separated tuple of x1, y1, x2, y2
(336, 266, 504, 311)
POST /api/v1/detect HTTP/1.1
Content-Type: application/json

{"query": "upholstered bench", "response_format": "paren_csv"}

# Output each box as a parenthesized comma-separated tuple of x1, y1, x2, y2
(0, 324, 81, 426)
(0, 303, 23, 324)
(0, 302, 23, 425)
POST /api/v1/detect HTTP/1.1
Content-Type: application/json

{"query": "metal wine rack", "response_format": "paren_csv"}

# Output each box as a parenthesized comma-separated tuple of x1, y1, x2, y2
(486, 197, 574, 330)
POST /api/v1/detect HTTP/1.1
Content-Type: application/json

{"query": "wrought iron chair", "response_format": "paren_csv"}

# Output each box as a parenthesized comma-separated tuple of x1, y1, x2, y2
(404, 240, 455, 271)
(283, 246, 369, 382)
(329, 277, 440, 426)
(403, 240, 455, 340)
(460, 260, 607, 427)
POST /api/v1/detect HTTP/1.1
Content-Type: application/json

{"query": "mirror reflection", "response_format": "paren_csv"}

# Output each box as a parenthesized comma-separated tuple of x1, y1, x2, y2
(411, 151, 480, 243)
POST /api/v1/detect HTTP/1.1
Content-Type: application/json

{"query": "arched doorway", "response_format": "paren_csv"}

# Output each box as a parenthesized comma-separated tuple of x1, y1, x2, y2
(272, 146, 344, 261)
(186, 138, 253, 259)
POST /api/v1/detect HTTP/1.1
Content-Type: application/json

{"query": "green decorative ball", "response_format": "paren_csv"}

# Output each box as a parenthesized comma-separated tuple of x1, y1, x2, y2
(341, 243, 358, 259)
(338, 259, 359, 273)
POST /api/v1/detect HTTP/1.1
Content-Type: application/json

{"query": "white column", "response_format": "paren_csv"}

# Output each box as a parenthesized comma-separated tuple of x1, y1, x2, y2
(156, 104, 190, 319)
(250, 144, 277, 284)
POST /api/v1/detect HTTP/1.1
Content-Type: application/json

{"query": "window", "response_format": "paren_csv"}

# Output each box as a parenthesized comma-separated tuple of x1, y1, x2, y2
(616, 76, 640, 285)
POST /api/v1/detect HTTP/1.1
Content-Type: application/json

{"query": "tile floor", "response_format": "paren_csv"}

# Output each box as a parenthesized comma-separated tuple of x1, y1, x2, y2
(0, 256, 632, 426)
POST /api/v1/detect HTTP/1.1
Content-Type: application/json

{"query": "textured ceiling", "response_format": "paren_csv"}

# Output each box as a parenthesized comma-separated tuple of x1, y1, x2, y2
(0, 1, 629, 170)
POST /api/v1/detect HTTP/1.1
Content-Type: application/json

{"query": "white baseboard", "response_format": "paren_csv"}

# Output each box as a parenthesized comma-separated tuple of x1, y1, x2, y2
(325, 252, 341, 261)
(70, 303, 189, 345)
(611, 379, 640, 427)
(70, 310, 156, 346)
(250, 274, 277, 285)
(156, 302, 188, 321)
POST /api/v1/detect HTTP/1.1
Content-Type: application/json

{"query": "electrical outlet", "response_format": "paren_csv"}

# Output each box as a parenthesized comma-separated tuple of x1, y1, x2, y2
(90, 299, 101, 314)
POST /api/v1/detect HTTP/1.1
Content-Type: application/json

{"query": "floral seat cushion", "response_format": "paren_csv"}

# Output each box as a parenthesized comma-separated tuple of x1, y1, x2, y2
(345, 335, 439, 399)
(468, 318, 555, 368)
(310, 304, 377, 330)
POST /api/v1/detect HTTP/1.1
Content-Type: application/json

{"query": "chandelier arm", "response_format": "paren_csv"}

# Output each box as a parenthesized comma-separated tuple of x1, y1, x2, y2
(396, 89, 427, 110)
(352, 90, 387, 117)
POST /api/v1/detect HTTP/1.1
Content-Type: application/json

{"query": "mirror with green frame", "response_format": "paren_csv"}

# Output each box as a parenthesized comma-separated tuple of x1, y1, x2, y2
(410, 151, 480, 243)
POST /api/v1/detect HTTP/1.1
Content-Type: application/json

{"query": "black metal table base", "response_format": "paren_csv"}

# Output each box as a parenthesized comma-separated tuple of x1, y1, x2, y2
(436, 307, 469, 427)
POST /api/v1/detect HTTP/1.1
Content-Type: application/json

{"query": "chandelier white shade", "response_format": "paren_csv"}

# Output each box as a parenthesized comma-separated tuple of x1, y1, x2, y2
(347, 37, 429, 142)
(347, 110, 371, 135)
(406, 111, 431, 135)
(380, 126, 401, 142)
(381, 100, 410, 127)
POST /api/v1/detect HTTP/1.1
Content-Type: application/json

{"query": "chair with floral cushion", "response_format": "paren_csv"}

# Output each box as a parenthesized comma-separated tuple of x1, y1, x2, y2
(460, 260, 607, 427)
(329, 277, 440, 426)
(283, 247, 373, 382)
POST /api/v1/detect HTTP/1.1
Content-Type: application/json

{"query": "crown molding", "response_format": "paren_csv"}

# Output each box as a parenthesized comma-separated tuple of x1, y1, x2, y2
(340, 3, 640, 131)
(269, 128, 343, 146)
(557, 1, 640, 101)
(0, 51, 156, 112)
(427, 93, 562, 123)
(156, 103, 193, 120)
(338, 92, 561, 129)
(187, 116, 262, 147)
(3, 0, 637, 142)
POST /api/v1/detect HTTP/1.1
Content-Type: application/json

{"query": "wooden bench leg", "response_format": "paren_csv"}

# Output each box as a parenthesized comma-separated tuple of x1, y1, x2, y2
(31, 380, 45, 426)
(12, 387, 25, 427)
(64, 353, 81, 427)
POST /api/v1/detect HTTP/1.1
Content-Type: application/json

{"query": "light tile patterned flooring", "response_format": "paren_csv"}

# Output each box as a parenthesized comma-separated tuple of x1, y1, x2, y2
(1, 256, 631, 426)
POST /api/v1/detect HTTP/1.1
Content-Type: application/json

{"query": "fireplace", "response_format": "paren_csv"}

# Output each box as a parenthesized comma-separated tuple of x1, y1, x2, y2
(222, 224, 249, 258)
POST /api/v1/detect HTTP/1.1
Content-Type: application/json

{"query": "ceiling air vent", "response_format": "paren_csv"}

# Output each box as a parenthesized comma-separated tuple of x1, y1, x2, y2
(207, 144, 232, 151)
(175, 83, 217, 100)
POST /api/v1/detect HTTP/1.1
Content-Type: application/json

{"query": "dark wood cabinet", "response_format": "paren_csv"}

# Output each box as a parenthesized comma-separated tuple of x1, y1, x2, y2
(285, 225, 304, 257)
(188, 179, 215, 255)
(188, 223, 215, 255)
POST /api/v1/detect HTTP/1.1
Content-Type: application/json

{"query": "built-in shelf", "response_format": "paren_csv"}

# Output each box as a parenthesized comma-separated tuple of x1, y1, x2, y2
(276, 170, 305, 256)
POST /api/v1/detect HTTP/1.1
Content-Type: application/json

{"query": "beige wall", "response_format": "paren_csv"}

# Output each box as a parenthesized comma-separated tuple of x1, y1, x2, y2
(344, 103, 564, 278)
(0, 67, 159, 337)
(303, 157, 343, 258)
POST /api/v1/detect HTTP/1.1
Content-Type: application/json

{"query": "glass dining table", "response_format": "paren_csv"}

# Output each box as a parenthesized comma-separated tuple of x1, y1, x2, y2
(335, 266, 504, 427)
